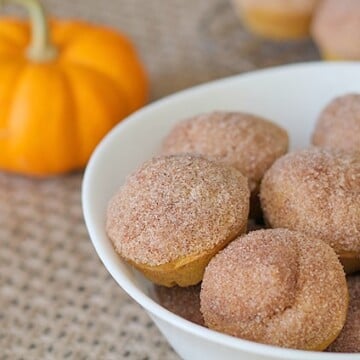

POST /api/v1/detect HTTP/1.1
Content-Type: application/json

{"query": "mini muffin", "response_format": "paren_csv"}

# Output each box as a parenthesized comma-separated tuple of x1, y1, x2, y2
(328, 275, 360, 353)
(154, 284, 204, 326)
(260, 147, 360, 273)
(106, 154, 250, 287)
(311, 0, 360, 60)
(200, 229, 348, 350)
(312, 94, 360, 152)
(161, 111, 288, 220)
(232, 0, 320, 40)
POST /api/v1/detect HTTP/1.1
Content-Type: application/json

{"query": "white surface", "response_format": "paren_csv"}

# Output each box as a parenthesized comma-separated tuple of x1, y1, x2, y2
(82, 62, 360, 360)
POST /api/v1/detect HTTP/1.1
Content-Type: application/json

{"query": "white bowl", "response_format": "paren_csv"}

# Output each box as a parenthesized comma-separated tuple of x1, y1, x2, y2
(82, 62, 360, 360)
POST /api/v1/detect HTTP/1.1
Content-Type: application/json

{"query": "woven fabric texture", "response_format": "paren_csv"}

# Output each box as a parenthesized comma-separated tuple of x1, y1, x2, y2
(0, 0, 319, 359)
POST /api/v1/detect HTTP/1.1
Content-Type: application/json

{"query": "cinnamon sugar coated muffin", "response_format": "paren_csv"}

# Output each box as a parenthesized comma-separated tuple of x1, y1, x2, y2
(161, 111, 288, 219)
(311, 0, 360, 60)
(328, 275, 360, 353)
(232, 0, 320, 40)
(106, 154, 250, 287)
(200, 229, 348, 350)
(260, 147, 360, 273)
(312, 94, 360, 152)
(154, 284, 204, 326)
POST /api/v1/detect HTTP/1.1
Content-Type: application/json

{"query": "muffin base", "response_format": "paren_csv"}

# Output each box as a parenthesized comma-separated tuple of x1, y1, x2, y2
(314, 315, 349, 351)
(240, 8, 312, 40)
(319, 49, 360, 61)
(129, 224, 247, 287)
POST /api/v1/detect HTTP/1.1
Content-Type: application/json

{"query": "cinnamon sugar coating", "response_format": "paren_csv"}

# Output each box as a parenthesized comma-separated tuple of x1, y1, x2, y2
(155, 284, 204, 326)
(312, 94, 360, 152)
(260, 148, 360, 255)
(106, 154, 249, 267)
(200, 229, 348, 350)
(161, 111, 289, 194)
(328, 275, 360, 353)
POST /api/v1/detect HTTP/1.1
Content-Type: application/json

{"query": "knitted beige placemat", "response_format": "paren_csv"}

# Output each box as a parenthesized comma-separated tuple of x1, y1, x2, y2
(0, 0, 319, 359)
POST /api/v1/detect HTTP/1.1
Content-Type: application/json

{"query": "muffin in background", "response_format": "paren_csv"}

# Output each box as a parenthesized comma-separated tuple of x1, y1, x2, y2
(311, 0, 360, 60)
(312, 94, 360, 153)
(231, 0, 320, 40)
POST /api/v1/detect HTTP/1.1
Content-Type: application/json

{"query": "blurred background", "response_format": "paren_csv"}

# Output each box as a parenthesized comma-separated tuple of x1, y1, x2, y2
(37, 0, 321, 100)
(0, 0, 324, 358)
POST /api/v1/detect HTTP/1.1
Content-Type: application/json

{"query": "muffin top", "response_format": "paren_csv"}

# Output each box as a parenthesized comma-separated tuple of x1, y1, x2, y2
(201, 229, 348, 349)
(162, 111, 288, 192)
(312, 93, 360, 152)
(312, 0, 360, 58)
(260, 147, 360, 254)
(106, 154, 249, 266)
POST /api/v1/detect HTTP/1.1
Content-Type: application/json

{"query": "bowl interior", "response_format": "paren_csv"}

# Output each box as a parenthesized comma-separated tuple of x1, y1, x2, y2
(82, 62, 360, 359)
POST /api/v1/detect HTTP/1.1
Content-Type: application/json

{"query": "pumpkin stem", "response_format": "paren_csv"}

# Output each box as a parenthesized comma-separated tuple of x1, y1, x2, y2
(0, 0, 57, 62)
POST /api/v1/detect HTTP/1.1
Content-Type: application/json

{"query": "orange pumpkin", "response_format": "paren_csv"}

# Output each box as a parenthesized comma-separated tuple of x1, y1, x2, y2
(0, 0, 148, 176)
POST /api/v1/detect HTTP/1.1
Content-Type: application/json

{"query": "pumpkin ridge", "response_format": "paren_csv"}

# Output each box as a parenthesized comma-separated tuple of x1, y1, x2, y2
(58, 64, 96, 170)
(59, 60, 132, 115)
(51, 20, 101, 48)
(60, 62, 129, 165)
(0, 36, 23, 54)
(0, 18, 29, 47)
(54, 22, 135, 53)
(0, 61, 27, 138)
(52, 65, 82, 170)
(4, 63, 79, 175)
(58, 34, 147, 112)
(57, 65, 84, 167)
